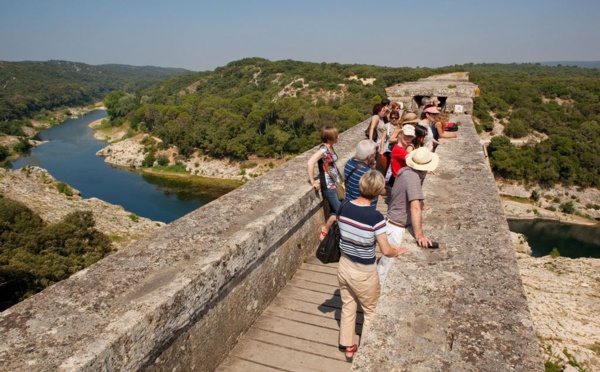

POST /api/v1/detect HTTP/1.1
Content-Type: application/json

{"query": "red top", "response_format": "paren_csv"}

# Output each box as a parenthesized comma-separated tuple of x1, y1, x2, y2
(391, 145, 409, 177)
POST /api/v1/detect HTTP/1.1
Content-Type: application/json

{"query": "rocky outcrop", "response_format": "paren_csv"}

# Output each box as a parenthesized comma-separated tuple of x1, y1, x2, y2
(512, 232, 600, 371)
(0, 167, 164, 249)
(95, 133, 281, 181)
(499, 180, 600, 223)
(96, 134, 148, 168)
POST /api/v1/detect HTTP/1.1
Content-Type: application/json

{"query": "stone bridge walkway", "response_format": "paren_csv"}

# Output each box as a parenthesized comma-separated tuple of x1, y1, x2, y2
(217, 200, 388, 372)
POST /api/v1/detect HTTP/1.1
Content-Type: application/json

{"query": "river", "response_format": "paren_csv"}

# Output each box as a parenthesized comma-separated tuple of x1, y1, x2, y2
(10, 110, 237, 223)
(508, 219, 600, 258)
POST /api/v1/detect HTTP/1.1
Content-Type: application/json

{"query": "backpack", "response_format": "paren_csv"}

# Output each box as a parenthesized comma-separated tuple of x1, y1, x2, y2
(445, 122, 459, 132)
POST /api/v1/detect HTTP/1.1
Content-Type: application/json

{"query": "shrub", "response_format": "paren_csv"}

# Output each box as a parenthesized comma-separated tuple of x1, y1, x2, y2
(482, 121, 494, 132)
(142, 150, 156, 167)
(530, 190, 540, 202)
(0, 145, 8, 161)
(128, 213, 139, 222)
(504, 119, 528, 138)
(549, 248, 561, 258)
(547, 206, 557, 211)
(12, 138, 31, 154)
(560, 201, 575, 214)
(240, 161, 258, 170)
(544, 360, 562, 372)
(56, 182, 73, 196)
(156, 154, 169, 166)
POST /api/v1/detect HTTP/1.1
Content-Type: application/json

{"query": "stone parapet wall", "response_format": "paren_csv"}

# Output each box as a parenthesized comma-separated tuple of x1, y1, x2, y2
(352, 114, 543, 371)
(0, 120, 367, 372)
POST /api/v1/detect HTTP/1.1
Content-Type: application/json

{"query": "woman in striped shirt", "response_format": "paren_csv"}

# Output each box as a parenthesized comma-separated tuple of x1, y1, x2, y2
(336, 170, 407, 360)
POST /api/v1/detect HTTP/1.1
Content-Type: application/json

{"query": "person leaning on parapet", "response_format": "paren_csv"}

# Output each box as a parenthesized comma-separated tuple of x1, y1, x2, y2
(367, 103, 387, 143)
(318, 140, 380, 246)
(419, 105, 443, 151)
(381, 98, 391, 123)
(378, 147, 439, 285)
(306, 126, 343, 239)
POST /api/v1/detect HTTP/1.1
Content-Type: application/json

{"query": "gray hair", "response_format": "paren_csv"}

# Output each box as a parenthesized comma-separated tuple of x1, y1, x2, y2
(355, 139, 377, 160)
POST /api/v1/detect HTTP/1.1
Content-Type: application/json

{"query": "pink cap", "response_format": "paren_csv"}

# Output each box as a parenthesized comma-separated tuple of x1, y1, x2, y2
(424, 106, 440, 114)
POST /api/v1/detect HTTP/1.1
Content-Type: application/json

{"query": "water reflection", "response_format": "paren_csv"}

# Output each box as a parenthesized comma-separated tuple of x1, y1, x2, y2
(508, 219, 600, 258)
(10, 110, 239, 223)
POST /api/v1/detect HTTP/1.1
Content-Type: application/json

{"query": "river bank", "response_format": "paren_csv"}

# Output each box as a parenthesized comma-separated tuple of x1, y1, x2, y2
(512, 233, 600, 371)
(0, 103, 106, 164)
(89, 117, 287, 182)
(0, 166, 164, 250)
(498, 179, 600, 226)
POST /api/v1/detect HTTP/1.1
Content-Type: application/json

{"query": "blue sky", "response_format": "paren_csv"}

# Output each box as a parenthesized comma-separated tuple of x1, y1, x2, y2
(1, 0, 599, 71)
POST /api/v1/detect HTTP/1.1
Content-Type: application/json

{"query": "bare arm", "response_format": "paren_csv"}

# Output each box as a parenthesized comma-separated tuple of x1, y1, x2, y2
(389, 127, 401, 145)
(368, 116, 378, 141)
(410, 199, 431, 247)
(306, 150, 324, 190)
(376, 233, 407, 257)
(379, 133, 386, 155)
(436, 121, 457, 138)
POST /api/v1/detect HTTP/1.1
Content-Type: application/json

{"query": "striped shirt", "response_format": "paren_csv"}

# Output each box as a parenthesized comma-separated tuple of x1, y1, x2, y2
(344, 158, 377, 207)
(338, 201, 386, 265)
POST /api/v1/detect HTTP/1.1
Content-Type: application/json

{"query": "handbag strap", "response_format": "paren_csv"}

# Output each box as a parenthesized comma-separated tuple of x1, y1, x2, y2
(344, 162, 366, 188)
(336, 199, 349, 222)
(321, 145, 343, 186)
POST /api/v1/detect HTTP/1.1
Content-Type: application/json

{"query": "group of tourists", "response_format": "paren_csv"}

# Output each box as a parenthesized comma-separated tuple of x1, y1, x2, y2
(306, 97, 457, 361)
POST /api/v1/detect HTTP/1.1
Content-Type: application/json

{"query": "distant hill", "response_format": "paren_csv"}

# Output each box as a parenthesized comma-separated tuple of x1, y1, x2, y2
(540, 61, 600, 68)
(0, 60, 191, 121)
(100, 59, 600, 188)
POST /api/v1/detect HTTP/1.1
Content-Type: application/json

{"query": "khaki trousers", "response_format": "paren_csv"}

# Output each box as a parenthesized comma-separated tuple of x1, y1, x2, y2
(337, 255, 380, 347)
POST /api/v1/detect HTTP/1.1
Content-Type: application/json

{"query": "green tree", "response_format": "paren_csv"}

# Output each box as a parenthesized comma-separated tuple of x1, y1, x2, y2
(0, 145, 8, 160)
(504, 119, 528, 138)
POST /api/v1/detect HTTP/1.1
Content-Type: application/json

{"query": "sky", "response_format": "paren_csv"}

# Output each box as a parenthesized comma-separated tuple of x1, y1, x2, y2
(1, 0, 599, 72)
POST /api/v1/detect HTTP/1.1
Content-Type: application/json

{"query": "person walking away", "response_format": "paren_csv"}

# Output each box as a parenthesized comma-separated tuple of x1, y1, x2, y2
(335, 170, 407, 360)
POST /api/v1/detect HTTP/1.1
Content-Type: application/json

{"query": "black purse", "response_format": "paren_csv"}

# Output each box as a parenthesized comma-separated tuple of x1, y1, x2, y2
(316, 201, 348, 264)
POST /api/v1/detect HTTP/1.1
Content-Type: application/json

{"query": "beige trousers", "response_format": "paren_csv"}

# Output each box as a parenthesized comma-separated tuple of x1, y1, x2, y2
(337, 255, 380, 347)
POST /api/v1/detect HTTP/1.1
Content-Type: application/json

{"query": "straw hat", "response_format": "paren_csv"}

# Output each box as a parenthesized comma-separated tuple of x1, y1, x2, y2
(401, 112, 419, 125)
(405, 147, 439, 172)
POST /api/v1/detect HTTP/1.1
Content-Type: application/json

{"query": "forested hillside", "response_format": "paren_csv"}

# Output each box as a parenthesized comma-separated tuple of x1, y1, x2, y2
(453, 63, 600, 188)
(104, 58, 431, 159)
(0, 60, 190, 122)
(3, 58, 598, 189)
(103, 59, 599, 188)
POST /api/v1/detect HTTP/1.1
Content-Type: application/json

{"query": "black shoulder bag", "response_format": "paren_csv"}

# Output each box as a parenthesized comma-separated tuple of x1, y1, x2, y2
(316, 200, 348, 264)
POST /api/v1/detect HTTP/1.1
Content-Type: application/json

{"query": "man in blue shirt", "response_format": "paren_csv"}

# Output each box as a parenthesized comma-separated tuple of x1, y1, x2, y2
(344, 140, 378, 207)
